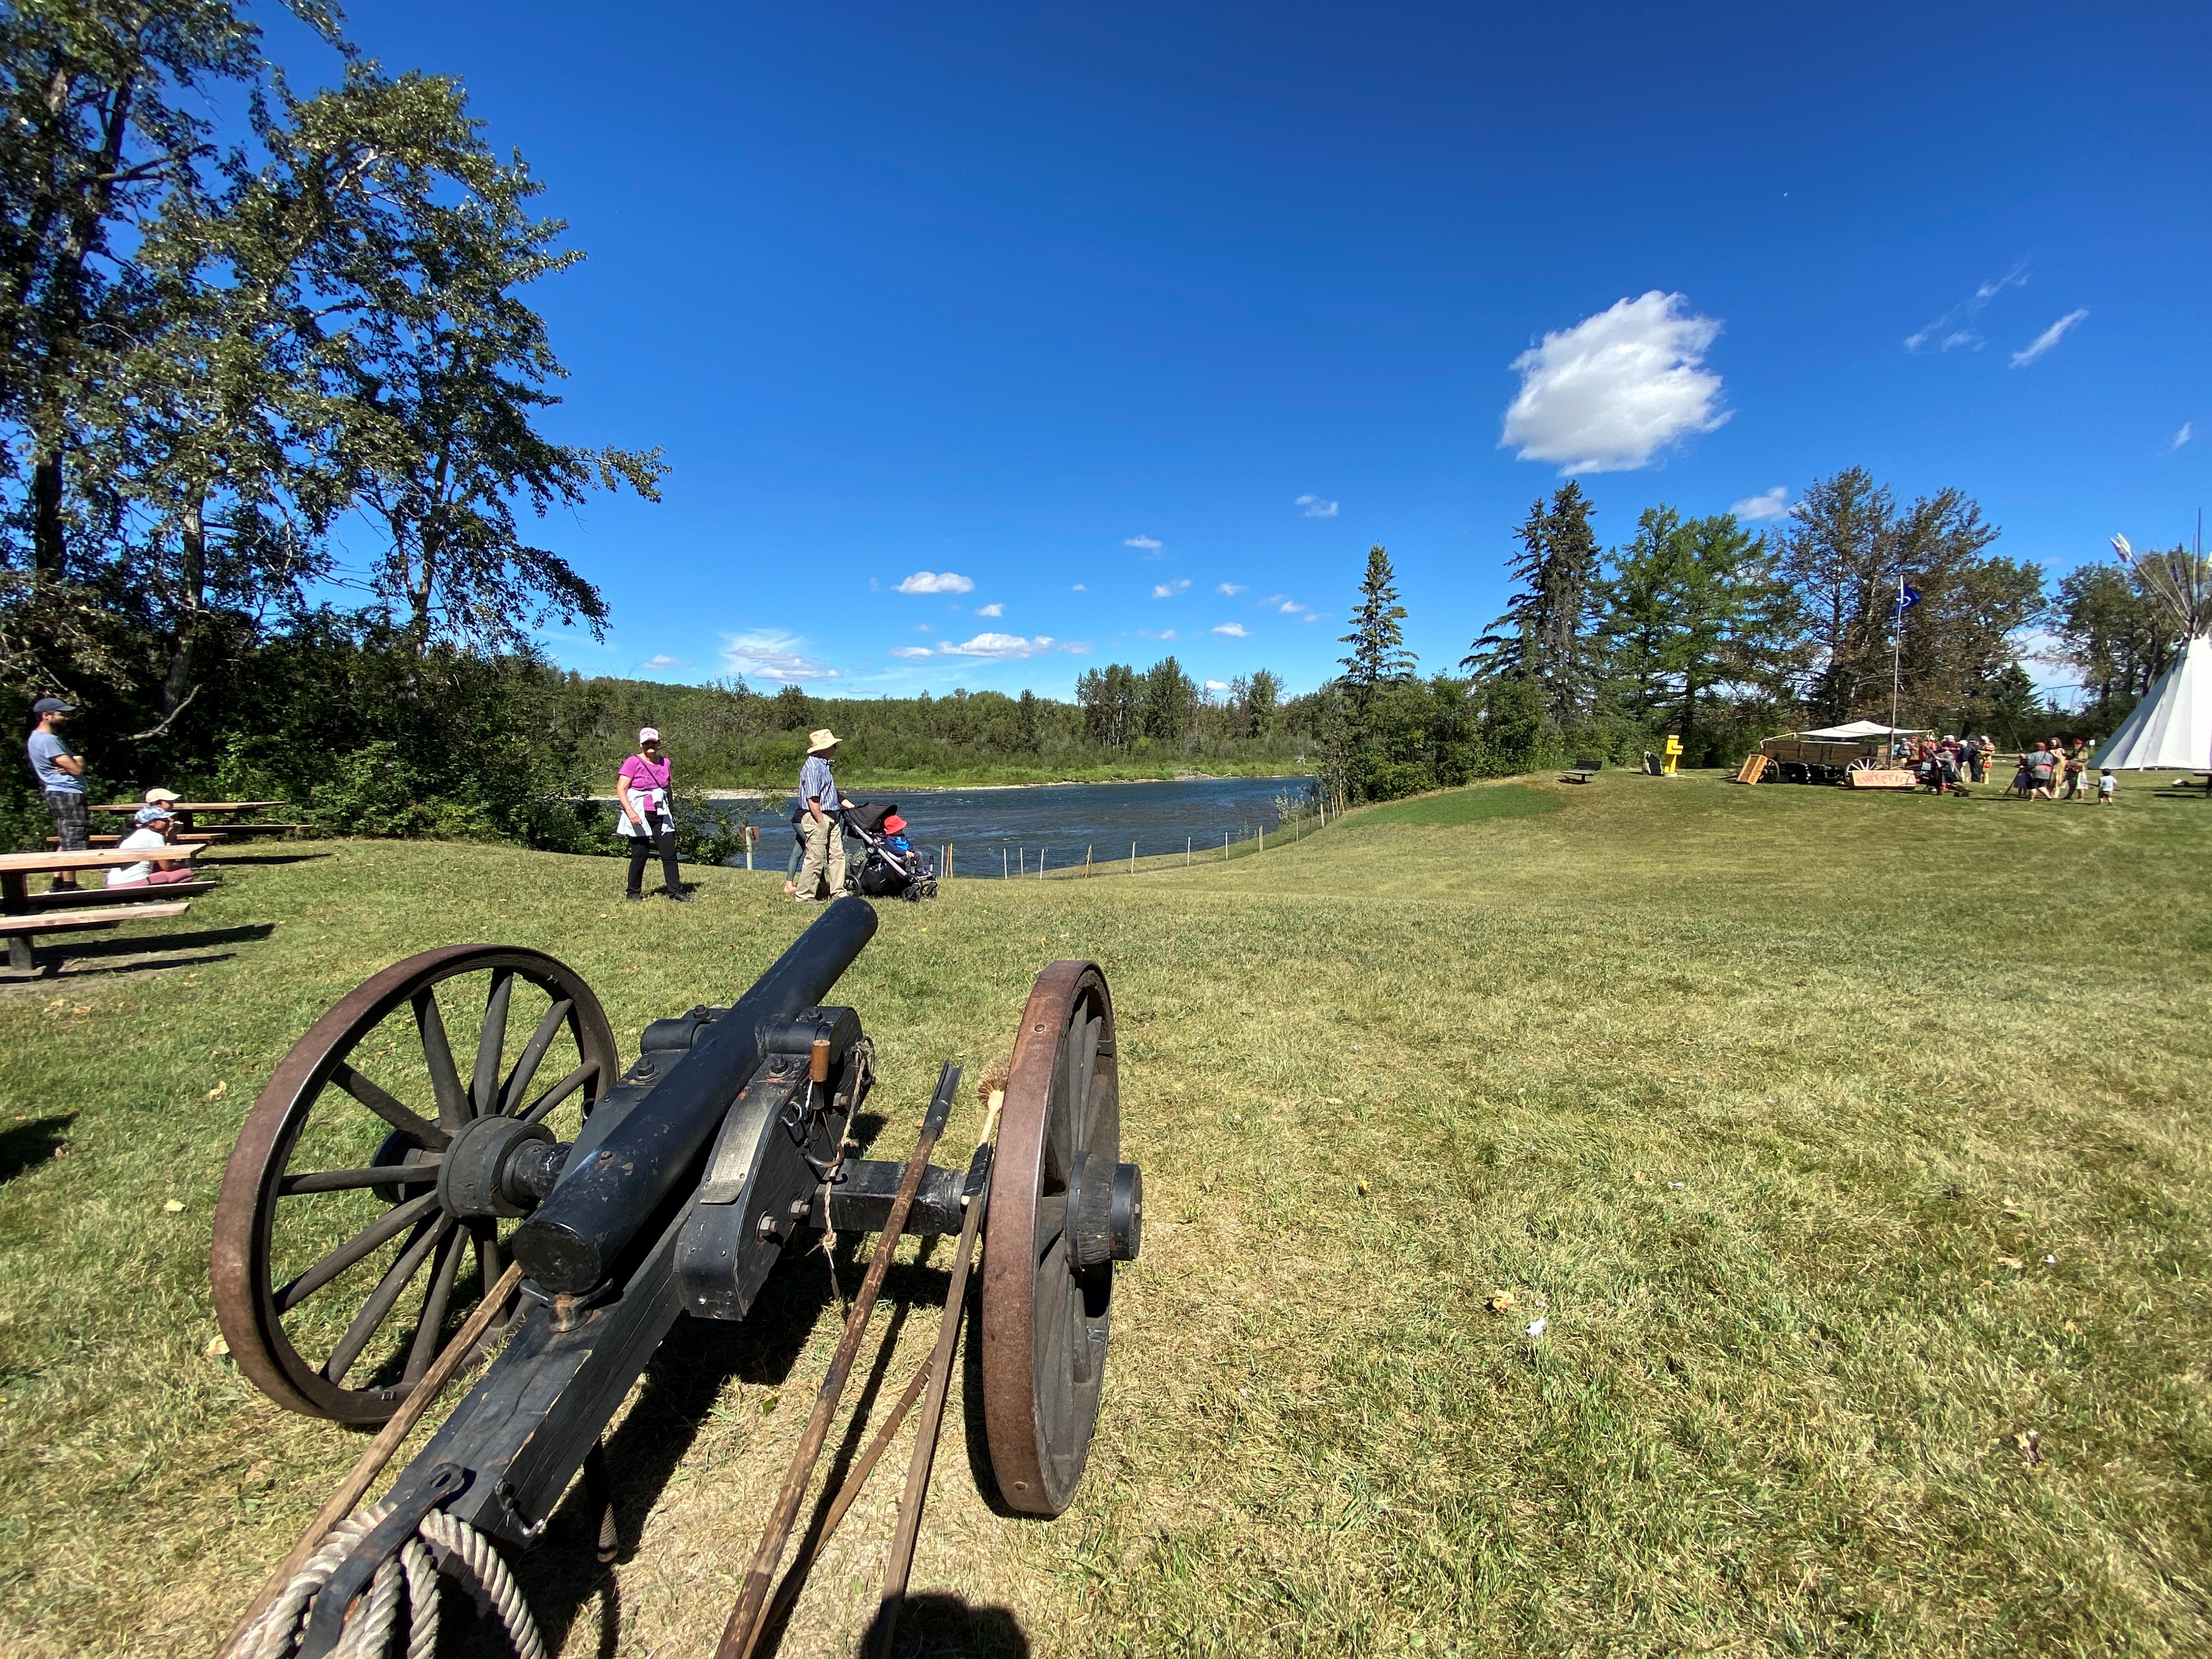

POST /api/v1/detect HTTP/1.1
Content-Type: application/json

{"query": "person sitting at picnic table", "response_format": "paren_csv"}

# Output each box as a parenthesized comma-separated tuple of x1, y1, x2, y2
(26, 696, 86, 890)
(792, 728, 854, 903)
(616, 727, 691, 903)
(106, 804, 195, 888)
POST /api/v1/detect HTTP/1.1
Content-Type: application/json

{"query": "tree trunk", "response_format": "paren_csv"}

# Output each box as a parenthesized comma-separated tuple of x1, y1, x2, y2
(160, 498, 207, 715)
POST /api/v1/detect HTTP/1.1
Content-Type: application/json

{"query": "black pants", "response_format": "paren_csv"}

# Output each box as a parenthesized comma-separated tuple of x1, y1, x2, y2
(626, 822, 681, 896)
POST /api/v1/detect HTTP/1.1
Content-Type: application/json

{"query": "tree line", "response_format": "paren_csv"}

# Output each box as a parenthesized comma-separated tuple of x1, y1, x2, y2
(1315, 470, 2195, 806)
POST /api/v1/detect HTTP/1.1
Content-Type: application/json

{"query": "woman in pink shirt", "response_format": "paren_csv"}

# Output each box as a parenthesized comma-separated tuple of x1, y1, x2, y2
(617, 728, 691, 902)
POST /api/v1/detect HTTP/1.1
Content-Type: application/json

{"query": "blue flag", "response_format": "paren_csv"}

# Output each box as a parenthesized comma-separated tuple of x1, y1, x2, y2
(1898, 580, 1922, 613)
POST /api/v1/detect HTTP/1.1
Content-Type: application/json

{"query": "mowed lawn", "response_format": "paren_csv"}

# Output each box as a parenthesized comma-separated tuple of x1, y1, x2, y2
(2, 771, 2208, 1657)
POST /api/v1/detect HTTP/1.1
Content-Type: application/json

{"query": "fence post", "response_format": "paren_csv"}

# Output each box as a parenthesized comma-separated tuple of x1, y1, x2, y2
(1040, 848, 1046, 878)
(1186, 836, 1190, 867)
(1086, 844, 1093, 877)
(1002, 847, 1008, 879)
(1222, 831, 1229, 860)
(1130, 840, 1136, 876)
(1259, 825, 1263, 853)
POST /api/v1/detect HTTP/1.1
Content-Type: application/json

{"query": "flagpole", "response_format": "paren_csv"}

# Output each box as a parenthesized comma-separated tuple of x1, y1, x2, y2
(1891, 572, 1903, 735)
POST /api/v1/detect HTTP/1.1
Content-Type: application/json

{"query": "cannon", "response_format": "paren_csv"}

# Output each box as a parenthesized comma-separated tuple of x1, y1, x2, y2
(210, 899, 1140, 1658)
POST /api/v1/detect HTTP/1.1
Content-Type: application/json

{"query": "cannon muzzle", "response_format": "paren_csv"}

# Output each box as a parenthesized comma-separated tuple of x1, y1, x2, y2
(512, 897, 879, 1295)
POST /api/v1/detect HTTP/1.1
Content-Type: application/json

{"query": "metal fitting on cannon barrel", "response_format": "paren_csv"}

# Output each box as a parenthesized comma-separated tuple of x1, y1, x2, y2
(511, 899, 881, 1296)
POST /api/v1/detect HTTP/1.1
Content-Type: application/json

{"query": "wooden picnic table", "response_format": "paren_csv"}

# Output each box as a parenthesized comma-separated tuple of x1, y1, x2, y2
(89, 798, 281, 831)
(1, 845, 205, 971)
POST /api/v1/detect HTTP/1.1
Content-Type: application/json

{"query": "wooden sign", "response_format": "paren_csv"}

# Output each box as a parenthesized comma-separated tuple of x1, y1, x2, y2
(1846, 769, 1917, 789)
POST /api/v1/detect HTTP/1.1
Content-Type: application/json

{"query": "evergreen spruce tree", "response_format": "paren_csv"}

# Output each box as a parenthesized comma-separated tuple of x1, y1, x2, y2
(1463, 482, 1601, 731)
(1338, 543, 1415, 699)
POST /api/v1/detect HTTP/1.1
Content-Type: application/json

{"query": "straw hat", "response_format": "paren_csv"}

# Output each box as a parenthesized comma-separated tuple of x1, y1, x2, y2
(807, 728, 842, 754)
(143, 787, 182, 804)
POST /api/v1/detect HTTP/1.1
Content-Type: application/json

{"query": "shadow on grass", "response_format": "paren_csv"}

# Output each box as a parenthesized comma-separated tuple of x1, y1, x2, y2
(0, 1113, 72, 1185)
(199, 850, 333, 866)
(865, 1593, 1030, 1658)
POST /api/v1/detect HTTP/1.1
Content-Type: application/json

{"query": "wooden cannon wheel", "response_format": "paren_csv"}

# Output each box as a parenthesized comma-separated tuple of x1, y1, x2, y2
(212, 946, 617, 1424)
(980, 960, 1128, 1517)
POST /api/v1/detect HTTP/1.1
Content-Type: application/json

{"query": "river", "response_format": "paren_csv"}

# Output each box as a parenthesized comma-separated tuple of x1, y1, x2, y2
(718, 774, 1313, 874)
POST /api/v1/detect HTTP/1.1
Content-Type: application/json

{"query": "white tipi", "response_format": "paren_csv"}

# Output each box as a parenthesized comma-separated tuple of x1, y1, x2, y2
(2090, 634, 2212, 770)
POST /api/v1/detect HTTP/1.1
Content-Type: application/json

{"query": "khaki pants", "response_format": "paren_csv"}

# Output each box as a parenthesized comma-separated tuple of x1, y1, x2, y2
(795, 812, 846, 900)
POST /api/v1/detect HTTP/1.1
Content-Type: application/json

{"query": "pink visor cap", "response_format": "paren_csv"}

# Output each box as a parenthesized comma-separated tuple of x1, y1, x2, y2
(639, 727, 661, 744)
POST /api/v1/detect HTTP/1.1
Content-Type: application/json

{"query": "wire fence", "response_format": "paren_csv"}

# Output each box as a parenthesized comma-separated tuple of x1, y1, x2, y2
(938, 795, 1337, 882)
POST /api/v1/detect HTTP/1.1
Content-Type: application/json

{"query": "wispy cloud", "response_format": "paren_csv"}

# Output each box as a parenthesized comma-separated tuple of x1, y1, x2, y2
(1070, 583, 1087, 591)
(636, 653, 687, 670)
(1277, 599, 1303, 614)
(895, 570, 974, 595)
(940, 631, 1057, 659)
(1502, 291, 1727, 473)
(889, 646, 934, 660)
(1152, 578, 1190, 599)
(2011, 308, 2087, 368)
(1905, 262, 2029, 353)
(1731, 487, 1792, 522)
(974, 602, 1003, 617)
(1139, 629, 1180, 641)
(1295, 493, 1339, 518)
(1211, 622, 1251, 637)
(2174, 422, 2194, 452)
(1217, 582, 1248, 596)
(1124, 534, 1163, 550)
(720, 629, 834, 682)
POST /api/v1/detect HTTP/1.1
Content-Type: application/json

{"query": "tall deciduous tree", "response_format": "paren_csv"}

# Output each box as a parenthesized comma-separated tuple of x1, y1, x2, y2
(1464, 482, 1601, 731)
(1139, 656, 1196, 743)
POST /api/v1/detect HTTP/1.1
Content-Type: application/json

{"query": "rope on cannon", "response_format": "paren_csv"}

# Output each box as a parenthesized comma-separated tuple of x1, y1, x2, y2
(227, 1500, 544, 1659)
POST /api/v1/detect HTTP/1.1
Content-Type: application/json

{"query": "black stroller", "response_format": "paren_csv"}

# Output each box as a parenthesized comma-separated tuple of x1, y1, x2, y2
(842, 801, 939, 901)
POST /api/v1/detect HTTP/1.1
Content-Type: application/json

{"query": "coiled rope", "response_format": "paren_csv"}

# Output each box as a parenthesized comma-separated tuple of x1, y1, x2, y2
(227, 1499, 544, 1659)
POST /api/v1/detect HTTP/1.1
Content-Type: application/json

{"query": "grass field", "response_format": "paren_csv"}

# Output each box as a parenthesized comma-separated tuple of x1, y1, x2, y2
(2, 770, 2209, 1657)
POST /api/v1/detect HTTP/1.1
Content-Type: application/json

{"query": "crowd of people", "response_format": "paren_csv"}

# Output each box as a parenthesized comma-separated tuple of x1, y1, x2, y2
(1893, 732, 2115, 803)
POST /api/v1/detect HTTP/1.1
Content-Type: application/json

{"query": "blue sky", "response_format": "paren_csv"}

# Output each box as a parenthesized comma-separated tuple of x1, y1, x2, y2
(304, 3, 2209, 701)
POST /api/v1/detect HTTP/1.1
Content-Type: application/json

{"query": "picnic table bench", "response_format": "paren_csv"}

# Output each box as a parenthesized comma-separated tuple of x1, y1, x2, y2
(1, 846, 203, 972)
(1560, 756, 1602, 783)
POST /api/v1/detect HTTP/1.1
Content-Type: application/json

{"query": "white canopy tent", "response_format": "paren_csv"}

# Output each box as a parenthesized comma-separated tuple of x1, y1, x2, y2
(2090, 635, 2212, 771)
(1799, 720, 1918, 740)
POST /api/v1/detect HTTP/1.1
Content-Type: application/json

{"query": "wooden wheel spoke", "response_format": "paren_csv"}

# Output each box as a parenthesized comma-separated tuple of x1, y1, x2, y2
(279, 1158, 443, 1196)
(1033, 1193, 1068, 1261)
(323, 1215, 453, 1384)
(1071, 1011, 1102, 1151)
(471, 1220, 505, 1309)
(470, 970, 516, 1118)
(274, 1191, 442, 1314)
(404, 1226, 468, 1384)
(414, 990, 470, 1131)
(499, 998, 574, 1115)
(519, 1059, 597, 1127)
(330, 1063, 449, 1150)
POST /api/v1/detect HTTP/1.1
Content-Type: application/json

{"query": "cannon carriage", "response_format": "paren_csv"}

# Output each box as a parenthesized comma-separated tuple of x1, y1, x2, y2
(211, 898, 1140, 1658)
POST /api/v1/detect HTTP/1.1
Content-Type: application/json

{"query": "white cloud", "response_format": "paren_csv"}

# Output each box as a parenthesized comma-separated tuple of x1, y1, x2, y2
(1152, 578, 1190, 599)
(940, 631, 1056, 659)
(1501, 291, 1728, 473)
(1139, 629, 1180, 641)
(895, 570, 974, 595)
(1731, 487, 1792, 522)
(1302, 612, 1321, 623)
(1905, 263, 2029, 353)
(1278, 599, 1302, 614)
(889, 646, 935, 660)
(1295, 494, 1340, 518)
(1204, 680, 1230, 691)
(1211, 622, 1251, 637)
(2174, 422, 2194, 451)
(1071, 583, 1087, 592)
(720, 629, 833, 682)
(974, 602, 1003, 617)
(1124, 535, 1163, 550)
(2011, 309, 2087, 368)
(636, 653, 687, 670)
(1217, 582, 1248, 596)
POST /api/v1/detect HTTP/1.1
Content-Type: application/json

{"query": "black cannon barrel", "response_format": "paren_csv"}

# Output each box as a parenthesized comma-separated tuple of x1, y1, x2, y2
(514, 897, 879, 1295)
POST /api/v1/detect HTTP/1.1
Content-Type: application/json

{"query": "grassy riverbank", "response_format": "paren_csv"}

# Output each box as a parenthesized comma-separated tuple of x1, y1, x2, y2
(2, 772, 2208, 1656)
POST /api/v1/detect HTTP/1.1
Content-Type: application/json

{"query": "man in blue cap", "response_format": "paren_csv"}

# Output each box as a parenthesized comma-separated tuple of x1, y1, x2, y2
(26, 697, 87, 890)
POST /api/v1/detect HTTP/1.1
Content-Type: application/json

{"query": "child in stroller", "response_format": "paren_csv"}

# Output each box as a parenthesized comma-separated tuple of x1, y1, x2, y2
(843, 802, 938, 901)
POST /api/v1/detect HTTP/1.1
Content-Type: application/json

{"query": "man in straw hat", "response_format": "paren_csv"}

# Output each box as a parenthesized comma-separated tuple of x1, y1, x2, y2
(793, 728, 854, 902)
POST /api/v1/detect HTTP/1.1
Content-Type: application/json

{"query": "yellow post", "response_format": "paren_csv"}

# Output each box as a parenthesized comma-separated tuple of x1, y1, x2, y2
(1662, 734, 1684, 776)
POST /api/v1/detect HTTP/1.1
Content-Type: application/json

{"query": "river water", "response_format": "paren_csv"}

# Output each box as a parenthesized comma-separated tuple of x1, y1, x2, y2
(721, 774, 1312, 874)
